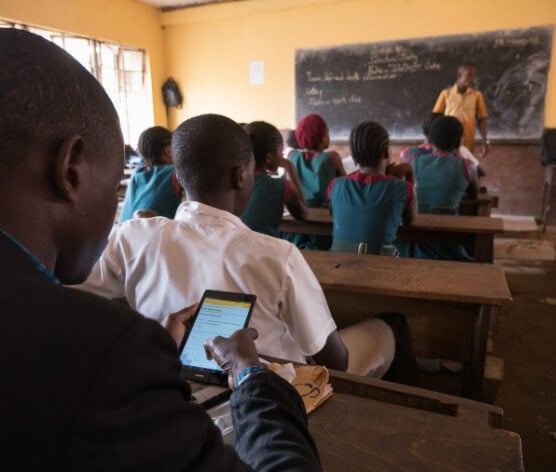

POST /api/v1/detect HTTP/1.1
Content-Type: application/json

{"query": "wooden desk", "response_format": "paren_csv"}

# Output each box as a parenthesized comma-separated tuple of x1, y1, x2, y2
(279, 209, 504, 263)
(302, 251, 513, 399)
(459, 193, 499, 217)
(397, 213, 504, 263)
(310, 370, 523, 471)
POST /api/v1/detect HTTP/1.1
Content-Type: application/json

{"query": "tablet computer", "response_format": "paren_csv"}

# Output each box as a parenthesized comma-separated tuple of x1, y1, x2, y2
(179, 290, 256, 386)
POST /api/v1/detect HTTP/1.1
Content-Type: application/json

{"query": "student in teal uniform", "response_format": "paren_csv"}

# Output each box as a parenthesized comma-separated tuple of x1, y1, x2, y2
(285, 114, 345, 249)
(408, 115, 479, 261)
(119, 126, 182, 222)
(288, 113, 345, 206)
(327, 121, 416, 255)
(241, 121, 307, 237)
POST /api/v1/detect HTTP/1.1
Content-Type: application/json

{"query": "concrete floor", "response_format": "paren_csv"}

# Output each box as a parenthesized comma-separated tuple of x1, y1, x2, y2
(416, 226, 556, 471)
(493, 227, 556, 471)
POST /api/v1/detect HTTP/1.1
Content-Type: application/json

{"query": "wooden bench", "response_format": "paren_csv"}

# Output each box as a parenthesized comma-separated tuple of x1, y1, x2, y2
(302, 250, 513, 399)
(309, 370, 523, 471)
(279, 208, 504, 263)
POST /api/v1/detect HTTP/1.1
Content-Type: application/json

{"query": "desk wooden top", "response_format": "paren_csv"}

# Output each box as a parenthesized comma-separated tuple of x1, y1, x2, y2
(283, 208, 504, 234)
(309, 392, 523, 471)
(302, 250, 512, 306)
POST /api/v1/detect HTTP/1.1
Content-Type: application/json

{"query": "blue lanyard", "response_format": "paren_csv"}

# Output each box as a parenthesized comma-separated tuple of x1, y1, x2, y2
(0, 229, 59, 285)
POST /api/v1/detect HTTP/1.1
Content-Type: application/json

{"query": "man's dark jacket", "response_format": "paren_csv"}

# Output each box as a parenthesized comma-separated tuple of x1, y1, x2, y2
(0, 232, 321, 471)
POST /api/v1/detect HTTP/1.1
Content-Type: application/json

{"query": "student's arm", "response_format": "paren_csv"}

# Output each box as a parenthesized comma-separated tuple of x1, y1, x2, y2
(281, 245, 347, 370)
(312, 331, 349, 371)
(386, 164, 417, 225)
(284, 182, 308, 220)
(280, 159, 307, 206)
(402, 182, 417, 226)
(330, 151, 346, 177)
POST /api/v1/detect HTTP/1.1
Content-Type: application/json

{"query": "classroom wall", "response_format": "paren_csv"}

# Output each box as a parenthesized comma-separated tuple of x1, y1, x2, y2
(0, 0, 168, 127)
(161, 0, 555, 219)
(161, 0, 556, 130)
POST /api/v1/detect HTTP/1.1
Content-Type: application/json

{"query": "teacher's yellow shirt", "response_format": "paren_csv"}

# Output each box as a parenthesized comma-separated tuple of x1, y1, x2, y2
(433, 84, 488, 151)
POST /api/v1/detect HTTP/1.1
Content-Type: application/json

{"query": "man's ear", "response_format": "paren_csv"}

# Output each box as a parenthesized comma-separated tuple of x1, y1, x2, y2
(54, 135, 85, 202)
(231, 164, 247, 190)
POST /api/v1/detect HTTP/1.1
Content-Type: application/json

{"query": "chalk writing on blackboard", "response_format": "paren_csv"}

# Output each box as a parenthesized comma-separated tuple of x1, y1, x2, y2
(295, 26, 553, 142)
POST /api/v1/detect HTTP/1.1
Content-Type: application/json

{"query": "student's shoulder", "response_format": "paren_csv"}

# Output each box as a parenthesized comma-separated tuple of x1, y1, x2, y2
(238, 226, 297, 259)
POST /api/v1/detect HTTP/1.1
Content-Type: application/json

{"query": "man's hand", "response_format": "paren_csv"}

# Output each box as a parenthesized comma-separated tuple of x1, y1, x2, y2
(165, 304, 199, 347)
(204, 328, 261, 390)
(480, 142, 490, 158)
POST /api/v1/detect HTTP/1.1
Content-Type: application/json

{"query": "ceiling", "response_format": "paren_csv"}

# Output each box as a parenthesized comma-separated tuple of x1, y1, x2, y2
(138, 0, 245, 11)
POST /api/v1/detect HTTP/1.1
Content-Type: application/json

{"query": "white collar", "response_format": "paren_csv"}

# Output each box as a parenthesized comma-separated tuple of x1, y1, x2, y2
(175, 201, 248, 230)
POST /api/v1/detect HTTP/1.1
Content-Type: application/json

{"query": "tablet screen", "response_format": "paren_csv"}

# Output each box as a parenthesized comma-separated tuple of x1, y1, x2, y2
(179, 295, 254, 372)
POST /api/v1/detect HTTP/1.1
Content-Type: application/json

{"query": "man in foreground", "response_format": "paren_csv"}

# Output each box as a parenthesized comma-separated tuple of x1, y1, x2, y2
(0, 29, 320, 471)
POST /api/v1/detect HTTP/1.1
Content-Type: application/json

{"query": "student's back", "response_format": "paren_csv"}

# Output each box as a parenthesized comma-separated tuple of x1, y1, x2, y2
(119, 126, 182, 222)
(241, 121, 307, 237)
(289, 114, 344, 207)
(289, 149, 335, 206)
(411, 150, 471, 214)
(328, 122, 415, 254)
(120, 164, 180, 221)
(405, 116, 477, 261)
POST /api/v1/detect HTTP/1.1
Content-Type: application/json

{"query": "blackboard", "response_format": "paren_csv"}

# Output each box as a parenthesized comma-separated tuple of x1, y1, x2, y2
(295, 26, 553, 142)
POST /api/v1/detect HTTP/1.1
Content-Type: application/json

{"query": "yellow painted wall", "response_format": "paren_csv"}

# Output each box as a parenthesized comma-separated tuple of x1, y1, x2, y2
(162, 0, 556, 131)
(0, 0, 167, 127)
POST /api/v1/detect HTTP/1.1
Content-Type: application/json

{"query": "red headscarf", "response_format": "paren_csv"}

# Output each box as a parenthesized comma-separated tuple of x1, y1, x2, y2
(295, 114, 328, 160)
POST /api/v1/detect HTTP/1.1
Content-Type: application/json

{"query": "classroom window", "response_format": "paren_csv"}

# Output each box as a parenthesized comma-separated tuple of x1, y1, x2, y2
(0, 20, 152, 147)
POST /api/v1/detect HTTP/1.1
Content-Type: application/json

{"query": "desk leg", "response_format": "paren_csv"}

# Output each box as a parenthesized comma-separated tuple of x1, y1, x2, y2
(463, 305, 490, 399)
(473, 234, 494, 263)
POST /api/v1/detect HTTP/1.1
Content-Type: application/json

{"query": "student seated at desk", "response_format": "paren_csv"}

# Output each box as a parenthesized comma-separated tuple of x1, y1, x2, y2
(327, 121, 416, 256)
(406, 116, 479, 261)
(285, 114, 346, 250)
(0, 30, 320, 471)
(79, 114, 413, 383)
(240, 121, 307, 237)
(401, 112, 484, 176)
(119, 126, 183, 222)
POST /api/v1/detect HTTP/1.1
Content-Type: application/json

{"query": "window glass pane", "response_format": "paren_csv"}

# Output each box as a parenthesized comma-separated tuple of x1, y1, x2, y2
(63, 37, 93, 73)
(0, 20, 153, 146)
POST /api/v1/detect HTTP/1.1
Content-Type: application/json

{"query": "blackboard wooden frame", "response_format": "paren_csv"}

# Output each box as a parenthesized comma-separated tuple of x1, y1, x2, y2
(295, 26, 553, 144)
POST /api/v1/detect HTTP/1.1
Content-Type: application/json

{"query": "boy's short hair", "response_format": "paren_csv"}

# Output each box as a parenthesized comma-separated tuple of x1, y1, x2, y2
(422, 112, 443, 139)
(172, 114, 253, 192)
(429, 116, 463, 152)
(244, 121, 283, 167)
(349, 121, 389, 168)
(0, 29, 120, 180)
(137, 126, 172, 165)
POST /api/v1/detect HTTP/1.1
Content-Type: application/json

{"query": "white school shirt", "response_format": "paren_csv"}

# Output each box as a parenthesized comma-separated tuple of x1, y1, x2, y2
(79, 201, 337, 363)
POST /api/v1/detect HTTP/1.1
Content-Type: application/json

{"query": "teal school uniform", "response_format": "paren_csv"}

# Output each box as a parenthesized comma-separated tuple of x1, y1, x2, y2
(288, 150, 335, 207)
(284, 150, 336, 250)
(328, 172, 413, 254)
(408, 150, 473, 261)
(241, 171, 291, 238)
(119, 165, 181, 223)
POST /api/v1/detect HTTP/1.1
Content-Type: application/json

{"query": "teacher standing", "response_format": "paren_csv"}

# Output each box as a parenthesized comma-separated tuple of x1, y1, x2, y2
(433, 63, 490, 157)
